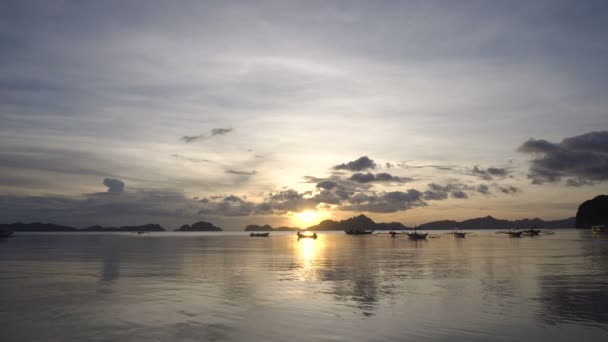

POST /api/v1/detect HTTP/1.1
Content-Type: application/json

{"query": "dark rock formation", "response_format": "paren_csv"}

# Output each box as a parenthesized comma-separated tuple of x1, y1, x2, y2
(244, 224, 299, 231)
(81, 224, 166, 232)
(418, 215, 575, 230)
(176, 221, 222, 231)
(0, 222, 77, 232)
(305, 214, 406, 231)
(576, 195, 608, 228)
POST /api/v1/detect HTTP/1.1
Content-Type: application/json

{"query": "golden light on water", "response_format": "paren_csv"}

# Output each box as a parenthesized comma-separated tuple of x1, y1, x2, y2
(298, 237, 318, 263)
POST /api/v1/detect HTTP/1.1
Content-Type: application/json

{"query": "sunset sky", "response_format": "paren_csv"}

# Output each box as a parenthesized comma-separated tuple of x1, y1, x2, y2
(1, 0, 607, 229)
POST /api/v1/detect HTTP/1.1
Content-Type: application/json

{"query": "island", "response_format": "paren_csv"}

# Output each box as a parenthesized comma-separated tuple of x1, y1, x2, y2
(244, 224, 299, 232)
(175, 221, 222, 231)
(576, 194, 608, 228)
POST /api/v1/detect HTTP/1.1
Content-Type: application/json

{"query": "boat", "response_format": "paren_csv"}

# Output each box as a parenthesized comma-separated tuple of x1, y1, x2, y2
(344, 230, 373, 235)
(592, 225, 608, 233)
(297, 232, 317, 239)
(522, 228, 541, 236)
(407, 231, 428, 240)
(505, 230, 523, 238)
(250, 232, 270, 237)
(0, 230, 14, 238)
(445, 227, 467, 238)
(137, 231, 146, 235)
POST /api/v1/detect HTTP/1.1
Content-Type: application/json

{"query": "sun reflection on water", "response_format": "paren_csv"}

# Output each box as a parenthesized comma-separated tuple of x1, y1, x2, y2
(296, 236, 324, 267)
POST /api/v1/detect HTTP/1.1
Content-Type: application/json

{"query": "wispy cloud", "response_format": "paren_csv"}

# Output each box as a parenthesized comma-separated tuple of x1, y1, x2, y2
(181, 128, 233, 143)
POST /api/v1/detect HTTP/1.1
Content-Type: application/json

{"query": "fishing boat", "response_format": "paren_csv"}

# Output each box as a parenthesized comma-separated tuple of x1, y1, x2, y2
(407, 230, 428, 240)
(592, 225, 608, 233)
(522, 228, 541, 236)
(445, 227, 467, 238)
(0, 230, 14, 238)
(505, 230, 523, 238)
(297, 232, 317, 239)
(250, 232, 270, 237)
(344, 230, 373, 235)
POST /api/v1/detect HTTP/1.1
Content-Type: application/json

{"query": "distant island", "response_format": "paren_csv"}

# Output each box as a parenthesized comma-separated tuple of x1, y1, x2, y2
(176, 221, 222, 231)
(245, 224, 300, 232)
(0, 221, 222, 232)
(243, 213, 575, 231)
(0, 222, 167, 232)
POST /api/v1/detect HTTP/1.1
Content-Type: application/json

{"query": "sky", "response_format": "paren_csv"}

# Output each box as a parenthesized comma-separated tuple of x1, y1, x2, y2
(1, 0, 607, 230)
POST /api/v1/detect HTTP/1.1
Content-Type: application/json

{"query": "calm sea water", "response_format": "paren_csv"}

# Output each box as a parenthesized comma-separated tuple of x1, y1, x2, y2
(1, 230, 607, 342)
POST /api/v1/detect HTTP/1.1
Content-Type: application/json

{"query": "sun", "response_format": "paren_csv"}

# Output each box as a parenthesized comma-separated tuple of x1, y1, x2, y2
(294, 210, 320, 225)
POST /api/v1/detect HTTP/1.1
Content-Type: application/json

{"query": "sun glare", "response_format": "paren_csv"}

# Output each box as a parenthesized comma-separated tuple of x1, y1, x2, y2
(295, 210, 319, 225)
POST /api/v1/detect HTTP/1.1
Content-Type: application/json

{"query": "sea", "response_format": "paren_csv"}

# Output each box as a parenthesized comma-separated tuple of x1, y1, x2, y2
(1, 229, 607, 342)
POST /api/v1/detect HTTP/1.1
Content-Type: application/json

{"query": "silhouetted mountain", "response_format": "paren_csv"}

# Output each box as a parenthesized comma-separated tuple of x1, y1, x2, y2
(576, 195, 608, 228)
(305, 214, 408, 231)
(244, 224, 299, 231)
(418, 216, 575, 230)
(0, 222, 77, 232)
(82, 224, 166, 232)
(176, 221, 222, 231)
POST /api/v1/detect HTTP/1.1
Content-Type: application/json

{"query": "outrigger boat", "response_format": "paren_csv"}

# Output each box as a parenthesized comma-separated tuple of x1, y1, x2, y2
(407, 229, 428, 240)
(445, 227, 468, 238)
(505, 230, 523, 238)
(250, 232, 270, 237)
(344, 229, 373, 235)
(521, 228, 541, 236)
(592, 225, 608, 233)
(297, 232, 317, 239)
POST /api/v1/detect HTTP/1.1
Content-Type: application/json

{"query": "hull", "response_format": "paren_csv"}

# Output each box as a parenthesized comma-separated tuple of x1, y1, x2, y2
(407, 232, 428, 240)
(453, 232, 466, 238)
(592, 225, 608, 233)
(297, 233, 317, 239)
(344, 230, 373, 235)
(506, 231, 522, 238)
(250, 233, 270, 237)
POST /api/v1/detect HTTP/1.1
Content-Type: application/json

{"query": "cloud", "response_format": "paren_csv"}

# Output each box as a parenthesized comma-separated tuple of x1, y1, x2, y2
(171, 154, 210, 163)
(181, 128, 233, 143)
(349, 172, 413, 183)
(333, 156, 377, 171)
(471, 166, 510, 180)
(477, 184, 490, 195)
(103, 178, 125, 194)
(518, 131, 608, 186)
(498, 185, 520, 194)
(226, 169, 257, 176)
(316, 180, 338, 190)
(198, 195, 255, 216)
(423, 182, 472, 200)
(340, 190, 426, 213)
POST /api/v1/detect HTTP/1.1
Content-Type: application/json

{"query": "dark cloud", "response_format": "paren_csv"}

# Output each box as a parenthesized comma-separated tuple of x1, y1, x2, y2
(518, 131, 608, 186)
(423, 182, 472, 201)
(226, 169, 257, 176)
(498, 185, 520, 194)
(333, 156, 377, 171)
(477, 184, 490, 195)
(103, 178, 125, 194)
(340, 190, 426, 213)
(198, 195, 255, 216)
(316, 180, 338, 190)
(349, 172, 413, 183)
(181, 128, 233, 143)
(471, 165, 509, 180)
